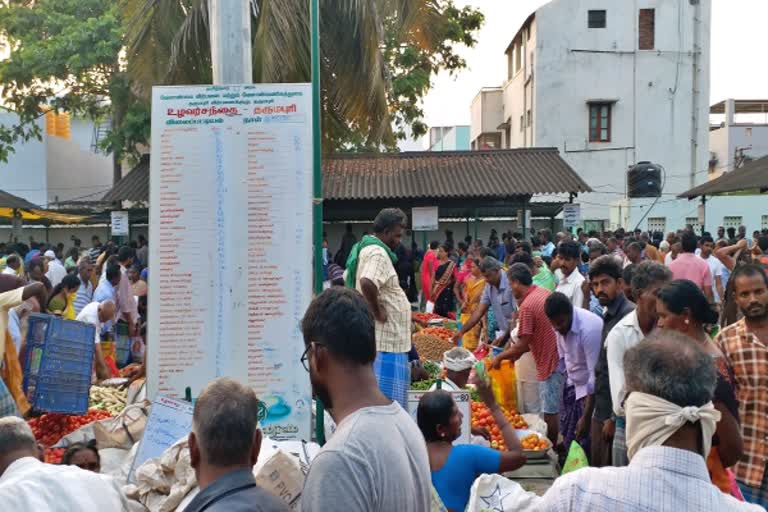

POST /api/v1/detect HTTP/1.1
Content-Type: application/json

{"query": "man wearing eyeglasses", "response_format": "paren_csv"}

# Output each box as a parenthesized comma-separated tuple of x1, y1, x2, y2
(299, 288, 431, 512)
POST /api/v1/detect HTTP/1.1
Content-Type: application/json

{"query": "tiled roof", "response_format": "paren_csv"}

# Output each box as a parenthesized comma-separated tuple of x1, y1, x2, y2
(323, 149, 591, 200)
(103, 155, 149, 203)
(678, 155, 768, 199)
(0, 190, 39, 210)
(103, 148, 590, 203)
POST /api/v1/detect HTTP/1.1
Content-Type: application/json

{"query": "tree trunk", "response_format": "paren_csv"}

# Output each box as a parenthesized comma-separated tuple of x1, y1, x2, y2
(112, 149, 122, 186)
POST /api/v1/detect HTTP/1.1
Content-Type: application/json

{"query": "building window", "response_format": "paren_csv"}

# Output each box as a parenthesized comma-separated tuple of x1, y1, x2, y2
(589, 103, 612, 142)
(515, 41, 522, 74)
(685, 217, 701, 233)
(526, 109, 532, 127)
(648, 217, 666, 233)
(639, 9, 655, 50)
(746, 127, 753, 137)
(520, 115, 524, 133)
(588, 10, 607, 29)
(762, 215, 768, 230)
(723, 216, 743, 230)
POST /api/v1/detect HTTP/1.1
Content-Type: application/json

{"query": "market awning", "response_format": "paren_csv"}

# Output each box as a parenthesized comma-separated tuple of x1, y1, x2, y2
(0, 189, 90, 223)
(103, 148, 591, 204)
(678, 155, 768, 199)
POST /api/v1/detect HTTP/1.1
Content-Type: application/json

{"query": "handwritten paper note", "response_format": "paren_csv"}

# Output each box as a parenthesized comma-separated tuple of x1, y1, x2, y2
(147, 85, 313, 441)
(129, 395, 194, 481)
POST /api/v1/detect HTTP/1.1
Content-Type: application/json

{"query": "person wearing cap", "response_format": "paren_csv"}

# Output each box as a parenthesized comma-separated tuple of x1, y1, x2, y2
(43, 250, 66, 289)
(429, 347, 475, 392)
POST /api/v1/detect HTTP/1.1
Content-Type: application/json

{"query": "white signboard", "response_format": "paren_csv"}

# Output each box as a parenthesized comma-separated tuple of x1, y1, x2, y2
(412, 206, 439, 231)
(563, 204, 581, 229)
(408, 389, 471, 445)
(111, 211, 129, 237)
(129, 395, 194, 482)
(148, 84, 313, 441)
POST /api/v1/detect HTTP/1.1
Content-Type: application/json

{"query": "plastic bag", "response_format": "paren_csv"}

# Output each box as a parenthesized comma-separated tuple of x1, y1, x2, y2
(94, 401, 150, 449)
(487, 360, 518, 412)
(466, 474, 540, 512)
(561, 441, 589, 475)
(425, 301, 435, 314)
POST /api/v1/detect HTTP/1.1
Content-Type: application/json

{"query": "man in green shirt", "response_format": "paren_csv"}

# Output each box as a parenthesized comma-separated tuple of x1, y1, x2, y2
(512, 252, 556, 291)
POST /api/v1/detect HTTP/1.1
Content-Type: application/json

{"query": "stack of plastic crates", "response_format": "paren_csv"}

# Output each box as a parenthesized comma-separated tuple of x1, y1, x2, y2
(22, 313, 96, 414)
(114, 322, 132, 368)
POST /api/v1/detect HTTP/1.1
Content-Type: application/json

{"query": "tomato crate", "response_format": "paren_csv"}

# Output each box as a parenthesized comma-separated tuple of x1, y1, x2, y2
(22, 313, 96, 414)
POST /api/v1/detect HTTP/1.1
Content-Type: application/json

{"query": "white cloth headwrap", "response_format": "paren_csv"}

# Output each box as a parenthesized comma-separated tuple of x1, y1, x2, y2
(443, 347, 476, 372)
(625, 391, 721, 460)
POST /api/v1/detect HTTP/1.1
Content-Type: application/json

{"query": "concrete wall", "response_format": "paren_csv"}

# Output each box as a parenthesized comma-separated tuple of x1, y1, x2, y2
(470, 89, 504, 146)
(429, 126, 471, 151)
(0, 113, 48, 206)
(46, 118, 113, 205)
(502, 18, 535, 149)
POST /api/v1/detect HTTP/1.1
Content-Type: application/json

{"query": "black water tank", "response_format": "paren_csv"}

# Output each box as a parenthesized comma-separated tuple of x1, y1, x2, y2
(628, 161, 662, 198)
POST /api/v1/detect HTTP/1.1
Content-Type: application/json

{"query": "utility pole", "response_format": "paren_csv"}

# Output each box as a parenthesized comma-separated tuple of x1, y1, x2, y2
(209, 0, 252, 84)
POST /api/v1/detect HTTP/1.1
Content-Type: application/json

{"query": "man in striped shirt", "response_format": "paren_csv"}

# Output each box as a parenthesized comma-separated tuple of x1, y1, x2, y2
(491, 263, 560, 446)
(72, 259, 94, 317)
(88, 236, 103, 265)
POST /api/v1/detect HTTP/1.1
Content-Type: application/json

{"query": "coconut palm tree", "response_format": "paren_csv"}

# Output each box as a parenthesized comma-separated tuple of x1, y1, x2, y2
(122, 0, 441, 150)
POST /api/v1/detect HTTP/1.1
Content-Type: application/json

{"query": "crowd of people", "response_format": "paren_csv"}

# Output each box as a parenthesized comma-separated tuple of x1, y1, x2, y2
(0, 209, 767, 511)
(0, 235, 149, 418)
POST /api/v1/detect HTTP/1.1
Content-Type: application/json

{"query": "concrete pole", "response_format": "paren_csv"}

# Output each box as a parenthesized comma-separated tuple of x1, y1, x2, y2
(209, 0, 252, 85)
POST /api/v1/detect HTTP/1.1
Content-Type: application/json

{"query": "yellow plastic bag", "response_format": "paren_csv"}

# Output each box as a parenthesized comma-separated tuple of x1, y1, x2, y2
(487, 360, 518, 412)
(561, 441, 589, 475)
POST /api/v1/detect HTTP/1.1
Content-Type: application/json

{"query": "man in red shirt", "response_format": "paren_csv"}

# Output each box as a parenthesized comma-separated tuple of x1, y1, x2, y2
(491, 263, 561, 446)
(668, 232, 713, 302)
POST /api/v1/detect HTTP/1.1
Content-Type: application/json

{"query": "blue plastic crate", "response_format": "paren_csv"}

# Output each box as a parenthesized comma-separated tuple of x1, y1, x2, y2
(22, 313, 96, 414)
(114, 323, 132, 368)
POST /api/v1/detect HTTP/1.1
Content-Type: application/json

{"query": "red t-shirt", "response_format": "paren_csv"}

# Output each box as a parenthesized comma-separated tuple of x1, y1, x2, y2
(517, 285, 559, 381)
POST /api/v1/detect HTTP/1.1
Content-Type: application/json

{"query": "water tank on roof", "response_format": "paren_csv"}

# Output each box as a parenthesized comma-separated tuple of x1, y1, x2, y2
(628, 161, 662, 198)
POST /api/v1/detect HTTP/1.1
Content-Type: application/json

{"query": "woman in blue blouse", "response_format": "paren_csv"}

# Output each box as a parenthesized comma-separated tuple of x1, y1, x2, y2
(417, 379, 527, 512)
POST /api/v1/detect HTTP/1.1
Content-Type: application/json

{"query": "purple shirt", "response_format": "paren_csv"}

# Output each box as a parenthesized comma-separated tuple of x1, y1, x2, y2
(555, 307, 604, 400)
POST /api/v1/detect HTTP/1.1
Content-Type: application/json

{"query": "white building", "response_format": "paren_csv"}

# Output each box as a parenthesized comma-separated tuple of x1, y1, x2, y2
(471, 0, 712, 232)
(701, 98, 768, 233)
(0, 110, 113, 207)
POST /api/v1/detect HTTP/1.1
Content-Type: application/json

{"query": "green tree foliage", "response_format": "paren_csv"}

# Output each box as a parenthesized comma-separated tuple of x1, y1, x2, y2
(0, 0, 148, 183)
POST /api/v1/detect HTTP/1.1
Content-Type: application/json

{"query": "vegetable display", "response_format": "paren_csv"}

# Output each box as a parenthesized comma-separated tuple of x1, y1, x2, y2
(419, 326, 453, 342)
(44, 447, 66, 464)
(521, 433, 550, 451)
(28, 409, 112, 447)
(422, 360, 442, 379)
(89, 385, 128, 415)
(470, 402, 528, 451)
(410, 379, 436, 391)
(412, 333, 454, 361)
(412, 312, 444, 324)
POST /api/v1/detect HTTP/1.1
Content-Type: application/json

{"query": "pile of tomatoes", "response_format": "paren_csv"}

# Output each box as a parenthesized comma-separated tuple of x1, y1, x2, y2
(412, 312, 444, 324)
(44, 447, 66, 464)
(28, 409, 113, 447)
(520, 433, 550, 451)
(420, 326, 454, 342)
(470, 401, 529, 451)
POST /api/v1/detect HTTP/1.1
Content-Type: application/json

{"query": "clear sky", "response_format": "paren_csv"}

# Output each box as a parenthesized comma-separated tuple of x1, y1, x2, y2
(408, 0, 768, 148)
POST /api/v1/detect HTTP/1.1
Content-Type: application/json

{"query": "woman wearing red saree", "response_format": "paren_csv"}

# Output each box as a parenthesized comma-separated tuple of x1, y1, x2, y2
(431, 244, 457, 318)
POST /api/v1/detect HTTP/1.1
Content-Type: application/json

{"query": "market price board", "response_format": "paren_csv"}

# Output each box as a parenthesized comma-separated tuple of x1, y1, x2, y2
(147, 84, 313, 441)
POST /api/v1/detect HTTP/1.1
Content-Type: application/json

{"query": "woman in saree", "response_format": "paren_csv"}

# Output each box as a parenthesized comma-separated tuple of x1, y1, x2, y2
(457, 258, 485, 351)
(431, 244, 457, 318)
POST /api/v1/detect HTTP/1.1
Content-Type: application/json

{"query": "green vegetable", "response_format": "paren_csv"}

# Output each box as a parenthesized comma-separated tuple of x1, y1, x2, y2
(410, 379, 436, 391)
(422, 361, 441, 379)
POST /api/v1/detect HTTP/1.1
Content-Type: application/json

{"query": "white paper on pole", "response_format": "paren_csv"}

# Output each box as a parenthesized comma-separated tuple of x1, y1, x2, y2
(111, 211, 130, 236)
(147, 84, 313, 441)
(563, 204, 581, 229)
(412, 206, 439, 231)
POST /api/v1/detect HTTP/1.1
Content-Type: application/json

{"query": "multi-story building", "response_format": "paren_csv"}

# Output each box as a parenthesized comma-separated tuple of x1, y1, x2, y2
(471, 0, 712, 232)
(704, 99, 768, 232)
(428, 125, 470, 151)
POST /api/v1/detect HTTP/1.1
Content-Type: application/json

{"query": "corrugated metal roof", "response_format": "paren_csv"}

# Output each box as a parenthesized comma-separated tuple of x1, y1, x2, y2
(0, 190, 39, 210)
(324, 149, 591, 200)
(678, 155, 768, 199)
(103, 148, 590, 203)
(103, 155, 149, 203)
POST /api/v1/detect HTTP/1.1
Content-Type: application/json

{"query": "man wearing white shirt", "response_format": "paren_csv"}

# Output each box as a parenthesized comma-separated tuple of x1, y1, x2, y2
(43, 250, 66, 288)
(699, 235, 725, 304)
(606, 261, 671, 466)
(554, 240, 586, 309)
(0, 417, 127, 511)
(2, 255, 19, 276)
(75, 301, 115, 381)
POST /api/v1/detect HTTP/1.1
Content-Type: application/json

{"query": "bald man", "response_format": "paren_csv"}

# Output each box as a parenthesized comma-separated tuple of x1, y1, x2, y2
(75, 301, 115, 380)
